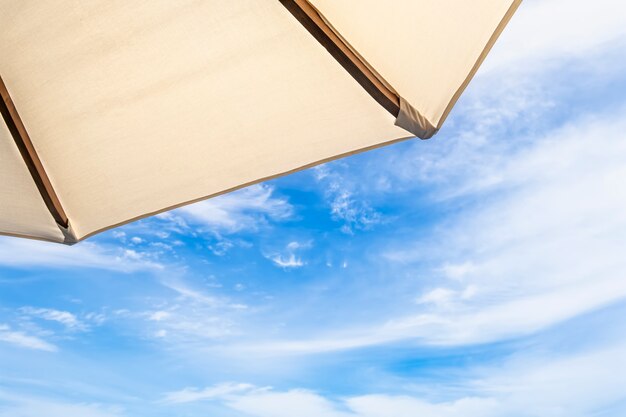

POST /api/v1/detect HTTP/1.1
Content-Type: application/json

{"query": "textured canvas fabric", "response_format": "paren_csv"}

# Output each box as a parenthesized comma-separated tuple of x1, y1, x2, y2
(0, 0, 520, 243)
(0, 119, 64, 242)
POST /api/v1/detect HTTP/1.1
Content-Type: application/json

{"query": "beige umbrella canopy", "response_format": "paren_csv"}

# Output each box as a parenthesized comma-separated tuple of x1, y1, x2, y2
(0, 0, 521, 244)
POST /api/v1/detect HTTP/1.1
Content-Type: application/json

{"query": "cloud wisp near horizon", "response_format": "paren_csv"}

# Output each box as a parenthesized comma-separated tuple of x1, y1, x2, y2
(2, 1, 626, 416)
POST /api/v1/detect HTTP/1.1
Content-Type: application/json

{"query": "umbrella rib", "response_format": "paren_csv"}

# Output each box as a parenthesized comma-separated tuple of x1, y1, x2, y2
(0, 75, 69, 229)
(279, 0, 401, 118)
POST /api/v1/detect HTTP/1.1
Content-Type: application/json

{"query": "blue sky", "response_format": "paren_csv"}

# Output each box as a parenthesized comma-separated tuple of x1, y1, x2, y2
(2, 1, 626, 416)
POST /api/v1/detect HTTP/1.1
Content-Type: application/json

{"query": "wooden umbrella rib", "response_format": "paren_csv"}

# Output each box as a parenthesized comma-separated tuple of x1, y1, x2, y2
(279, 0, 401, 118)
(0, 76, 69, 228)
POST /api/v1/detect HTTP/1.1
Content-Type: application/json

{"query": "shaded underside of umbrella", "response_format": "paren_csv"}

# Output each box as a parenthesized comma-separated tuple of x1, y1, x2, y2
(0, 0, 521, 244)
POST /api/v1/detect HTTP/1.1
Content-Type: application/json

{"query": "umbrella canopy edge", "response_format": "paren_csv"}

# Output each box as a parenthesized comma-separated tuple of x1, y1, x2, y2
(279, 0, 439, 139)
(0, 75, 76, 243)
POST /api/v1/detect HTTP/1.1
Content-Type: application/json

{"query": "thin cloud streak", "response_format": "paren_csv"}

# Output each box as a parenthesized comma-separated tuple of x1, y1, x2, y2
(0, 390, 125, 417)
(173, 184, 293, 234)
(0, 324, 57, 352)
(0, 238, 161, 271)
(482, 0, 626, 73)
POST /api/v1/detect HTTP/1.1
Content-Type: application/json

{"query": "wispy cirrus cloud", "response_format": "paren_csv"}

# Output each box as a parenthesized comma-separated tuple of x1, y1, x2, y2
(482, 0, 626, 73)
(17, 307, 106, 333)
(162, 337, 626, 416)
(162, 382, 261, 404)
(0, 390, 125, 417)
(19, 307, 86, 331)
(313, 165, 384, 233)
(170, 184, 293, 234)
(264, 241, 310, 269)
(0, 324, 57, 352)
(0, 238, 161, 271)
(136, 278, 250, 344)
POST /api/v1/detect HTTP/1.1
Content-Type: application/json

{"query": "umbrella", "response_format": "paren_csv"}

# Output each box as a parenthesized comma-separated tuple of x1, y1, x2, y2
(0, 0, 521, 244)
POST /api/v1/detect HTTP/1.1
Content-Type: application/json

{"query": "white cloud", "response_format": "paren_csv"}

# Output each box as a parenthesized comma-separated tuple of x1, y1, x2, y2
(137, 279, 246, 344)
(265, 241, 309, 269)
(162, 382, 259, 404)
(208, 239, 234, 256)
(147, 311, 171, 322)
(150, 311, 234, 342)
(160, 279, 221, 306)
(439, 262, 476, 281)
(84, 312, 106, 326)
(314, 166, 383, 233)
(0, 391, 125, 417)
(0, 324, 57, 352)
(226, 389, 352, 417)
(269, 253, 304, 268)
(20, 307, 86, 331)
(163, 384, 349, 417)
(174, 184, 293, 234)
(415, 288, 457, 308)
(0, 238, 161, 271)
(483, 0, 626, 73)
(345, 396, 498, 417)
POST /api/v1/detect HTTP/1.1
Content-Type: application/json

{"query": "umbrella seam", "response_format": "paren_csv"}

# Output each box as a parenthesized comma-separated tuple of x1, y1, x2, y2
(0, 75, 72, 235)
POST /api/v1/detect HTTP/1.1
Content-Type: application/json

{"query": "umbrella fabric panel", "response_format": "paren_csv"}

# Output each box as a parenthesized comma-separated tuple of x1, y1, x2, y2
(0, 1, 408, 241)
(0, 119, 64, 242)
(309, 0, 521, 128)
